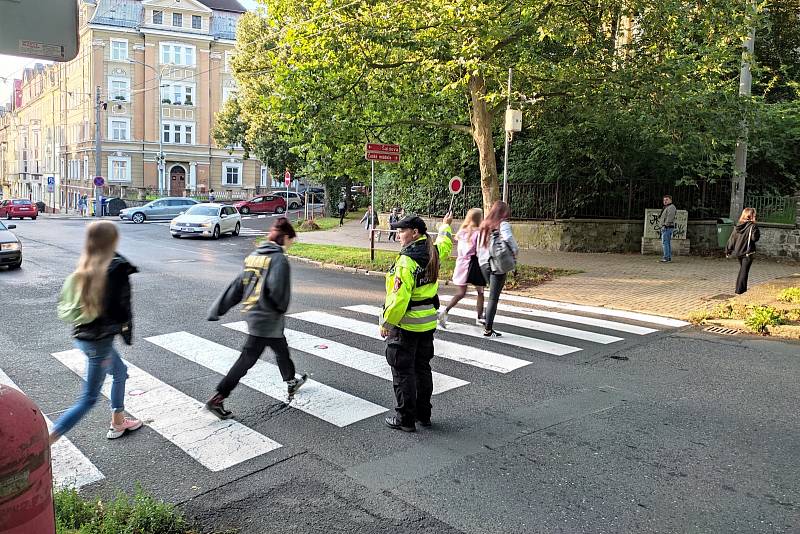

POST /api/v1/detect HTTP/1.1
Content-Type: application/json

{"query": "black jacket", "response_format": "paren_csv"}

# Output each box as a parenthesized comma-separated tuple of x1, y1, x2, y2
(73, 254, 138, 343)
(208, 241, 291, 338)
(725, 221, 760, 258)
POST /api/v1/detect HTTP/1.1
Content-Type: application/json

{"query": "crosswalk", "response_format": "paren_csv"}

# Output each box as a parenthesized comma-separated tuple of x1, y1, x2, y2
(3, 293, 687, 490)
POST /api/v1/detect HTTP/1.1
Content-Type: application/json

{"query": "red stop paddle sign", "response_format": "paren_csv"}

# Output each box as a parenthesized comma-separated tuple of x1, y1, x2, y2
(448, 176, 463, 194)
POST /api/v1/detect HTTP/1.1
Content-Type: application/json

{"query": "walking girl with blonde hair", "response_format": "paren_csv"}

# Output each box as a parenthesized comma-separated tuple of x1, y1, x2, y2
(725, 207, 760, 294)
(438, 207, 486, 328)
(52, 221, 141, 443)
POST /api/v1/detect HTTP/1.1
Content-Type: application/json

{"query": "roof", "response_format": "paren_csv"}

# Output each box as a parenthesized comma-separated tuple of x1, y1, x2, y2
(196, 0, 246, 13)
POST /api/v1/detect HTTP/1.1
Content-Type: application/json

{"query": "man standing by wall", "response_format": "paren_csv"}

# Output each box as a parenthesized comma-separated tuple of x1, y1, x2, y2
(659, 195, 677, 263)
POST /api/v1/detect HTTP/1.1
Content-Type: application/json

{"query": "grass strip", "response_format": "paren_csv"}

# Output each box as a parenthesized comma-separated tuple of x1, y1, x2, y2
(288, 243, 578, 290)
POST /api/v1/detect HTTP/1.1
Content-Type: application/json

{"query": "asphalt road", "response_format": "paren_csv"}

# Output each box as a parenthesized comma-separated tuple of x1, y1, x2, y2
(1, 217, 798, 533)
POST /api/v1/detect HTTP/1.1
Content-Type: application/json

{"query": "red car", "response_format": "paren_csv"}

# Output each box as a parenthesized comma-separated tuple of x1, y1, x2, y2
(233, 195, 286, 215)
(0, 199, 38, 220)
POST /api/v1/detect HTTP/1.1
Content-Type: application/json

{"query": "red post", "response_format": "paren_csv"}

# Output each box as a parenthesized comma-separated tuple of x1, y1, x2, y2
(0, 385, 56, 534)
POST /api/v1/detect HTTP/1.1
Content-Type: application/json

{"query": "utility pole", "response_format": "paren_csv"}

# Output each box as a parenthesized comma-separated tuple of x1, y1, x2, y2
(730, 2, 756, 220)
(94, 85, 102, 217)
(502, 68, 512, 203)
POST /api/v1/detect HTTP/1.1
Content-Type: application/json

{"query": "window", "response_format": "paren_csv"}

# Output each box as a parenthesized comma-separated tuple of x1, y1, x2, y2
(108, 156, 131, 182)
(152, 10, 163, 24)
(172, 13, 182, 27)
(260, 166, 269, 187)
(108, 118, 130, 141)
(162, 121, 195, 144)
(160, 43, 196, 66)
(108, 77, 130, 101)
(223, 163, 242, 186)
(83, 156, 89, 180)
(192, 15, 202, 29)
(162, 83, 195, 105)
(110, 39, 128, 61)
(222, 86, 237, 102)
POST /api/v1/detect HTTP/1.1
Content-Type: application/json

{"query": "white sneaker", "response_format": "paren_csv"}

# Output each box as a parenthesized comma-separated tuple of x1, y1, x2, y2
(476, 318, 485, 326)
(107, 417, 143, 439)
(437, 311, 448, 329)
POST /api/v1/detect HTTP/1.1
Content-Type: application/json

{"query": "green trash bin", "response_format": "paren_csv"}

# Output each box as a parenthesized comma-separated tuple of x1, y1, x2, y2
(717, 218, 734, 248)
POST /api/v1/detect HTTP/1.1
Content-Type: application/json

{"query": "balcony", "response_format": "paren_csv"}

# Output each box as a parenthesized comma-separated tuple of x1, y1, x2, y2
(160, 99, 196, 121)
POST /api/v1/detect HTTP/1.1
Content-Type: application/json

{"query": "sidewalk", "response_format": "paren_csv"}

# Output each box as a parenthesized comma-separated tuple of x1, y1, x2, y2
(297, 220, 800, 319)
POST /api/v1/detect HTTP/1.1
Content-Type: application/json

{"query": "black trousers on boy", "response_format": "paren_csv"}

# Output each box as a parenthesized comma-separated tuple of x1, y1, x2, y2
(217, 334, 295, 397)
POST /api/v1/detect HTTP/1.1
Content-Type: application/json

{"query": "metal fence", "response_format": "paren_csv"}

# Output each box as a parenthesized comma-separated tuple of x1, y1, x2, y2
(744, 194, 797, 225)
(393, 179, 739, 220)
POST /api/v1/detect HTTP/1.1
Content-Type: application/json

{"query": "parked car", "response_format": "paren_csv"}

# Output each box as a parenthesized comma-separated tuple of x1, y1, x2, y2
(170, 203, 241, 239)
(233, 195, 286, 215)
(119, 197, 199, 223)
(270, 191, 305, 210)
(0, 220, 22, 269)
(0, 199, 38, 220)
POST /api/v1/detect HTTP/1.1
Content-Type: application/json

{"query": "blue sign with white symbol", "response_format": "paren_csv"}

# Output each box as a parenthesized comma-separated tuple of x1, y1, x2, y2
(47, 176, 55, 185)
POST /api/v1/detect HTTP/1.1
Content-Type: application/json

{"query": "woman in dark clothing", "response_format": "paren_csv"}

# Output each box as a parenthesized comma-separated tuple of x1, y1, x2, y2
(52, 221, 141, 443)
(205, 217, 307, 419)
(725, 207, 760, 295)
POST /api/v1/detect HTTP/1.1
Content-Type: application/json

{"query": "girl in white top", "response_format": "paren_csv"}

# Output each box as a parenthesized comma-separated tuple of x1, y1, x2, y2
(438, 208, 485, 328)
(477, 201, 518, 337)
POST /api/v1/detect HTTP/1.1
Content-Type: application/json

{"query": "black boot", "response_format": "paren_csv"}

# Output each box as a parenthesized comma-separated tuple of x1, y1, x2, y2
(205, 393, 233, 420)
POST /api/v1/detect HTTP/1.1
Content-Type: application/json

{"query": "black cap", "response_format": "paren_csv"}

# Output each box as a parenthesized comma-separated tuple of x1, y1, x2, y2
(391, 215, 427, 234)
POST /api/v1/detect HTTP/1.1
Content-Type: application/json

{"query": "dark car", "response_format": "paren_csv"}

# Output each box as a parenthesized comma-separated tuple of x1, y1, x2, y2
(0, 220, 22, 270)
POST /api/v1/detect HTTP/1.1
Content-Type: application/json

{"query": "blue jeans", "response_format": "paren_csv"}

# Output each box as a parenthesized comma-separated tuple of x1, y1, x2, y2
(661, 227, 674, 260)
(52, 337, 128, 436)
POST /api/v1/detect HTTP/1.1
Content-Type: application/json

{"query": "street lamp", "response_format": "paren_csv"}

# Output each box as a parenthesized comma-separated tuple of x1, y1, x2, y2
(127, 59, 167, 195)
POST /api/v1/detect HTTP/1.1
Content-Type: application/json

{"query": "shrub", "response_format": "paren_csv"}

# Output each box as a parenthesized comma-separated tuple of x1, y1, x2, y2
(744, 306, 784, 335)
(777, 287, 800, 304)
(687, 309, 712, 325)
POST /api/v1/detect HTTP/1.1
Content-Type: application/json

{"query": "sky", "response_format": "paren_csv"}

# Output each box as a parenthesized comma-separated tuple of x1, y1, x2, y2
(0, 0, 260, 106)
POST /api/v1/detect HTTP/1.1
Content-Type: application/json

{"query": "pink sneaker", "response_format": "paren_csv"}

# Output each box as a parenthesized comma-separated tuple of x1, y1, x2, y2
(107, 417, 143, 439)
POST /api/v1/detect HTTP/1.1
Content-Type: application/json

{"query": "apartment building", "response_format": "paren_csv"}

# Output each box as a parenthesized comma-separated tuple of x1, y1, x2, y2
(0, 0, 285, 209)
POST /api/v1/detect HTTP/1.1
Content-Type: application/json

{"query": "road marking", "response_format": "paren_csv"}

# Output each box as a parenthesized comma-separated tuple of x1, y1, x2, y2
(222, 321, 468, 395)
(485, 293, 689, 328)
(289, 311, 531, 373)
(346, 305, 581, 356)
(446, 298, 657, 335)
(438, 297, 624, 344)
(51, 349, 281, 472)
(0, 368, 105, 489)
(145, 332, 387, 427)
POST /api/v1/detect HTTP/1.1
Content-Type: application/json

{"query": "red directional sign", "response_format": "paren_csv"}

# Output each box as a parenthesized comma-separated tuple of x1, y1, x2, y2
(365, 142, 401, 163)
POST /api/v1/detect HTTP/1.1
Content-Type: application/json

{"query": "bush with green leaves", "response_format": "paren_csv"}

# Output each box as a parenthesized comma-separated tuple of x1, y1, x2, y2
(777, 287, 800, 304)
(744, 306, 784, 335)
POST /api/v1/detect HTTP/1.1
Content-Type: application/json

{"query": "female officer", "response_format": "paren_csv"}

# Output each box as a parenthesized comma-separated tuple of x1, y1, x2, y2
(380, 212, 453, 432)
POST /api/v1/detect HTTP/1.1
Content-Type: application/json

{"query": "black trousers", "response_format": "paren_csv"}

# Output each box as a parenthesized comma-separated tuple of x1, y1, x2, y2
(481, 265, 508, 331)
(339, 208, 346, 225)
(217, 334, 295, 398)
(385, 327, 434, 425)
(735, 255, 754, 295)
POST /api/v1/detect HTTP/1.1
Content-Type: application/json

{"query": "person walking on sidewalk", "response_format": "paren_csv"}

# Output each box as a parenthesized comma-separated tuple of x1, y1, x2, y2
(725, 208, 760, 295)
(439, 208, 486, 328)
(205, 217, 307, 419)
(52, 221, 142, 443)
(338, 199, 347, 227)
(659, 195, 677, 263)
(477, 201, 518, 338)
(387, 207, 401, 242)
(78, 195, 88, 217)
(380, 213, 453, 432)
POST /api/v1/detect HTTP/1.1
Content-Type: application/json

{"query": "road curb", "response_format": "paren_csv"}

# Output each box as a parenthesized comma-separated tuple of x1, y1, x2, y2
(286, 254, 456, 284)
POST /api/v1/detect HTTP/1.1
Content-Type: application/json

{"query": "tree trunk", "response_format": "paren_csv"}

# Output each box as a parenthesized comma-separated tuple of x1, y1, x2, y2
(468, 73, 500, 212)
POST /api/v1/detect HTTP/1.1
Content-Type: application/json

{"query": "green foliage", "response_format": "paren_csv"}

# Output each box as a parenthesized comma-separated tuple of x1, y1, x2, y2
(777, 287, 800, 303)
(744, 305, 784, 334)
(55, 486, 192, 534)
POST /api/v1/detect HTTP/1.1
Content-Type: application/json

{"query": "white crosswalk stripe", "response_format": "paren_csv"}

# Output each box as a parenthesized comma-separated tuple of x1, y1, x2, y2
(345, 305, 582, 356)
(52, 349, 282, 471)
(438, 297, 624, 344)
(222, 321, 469, 394)
(238, 228, 267, 236)
(450, 297, 657, 335)
(489, 293, 689, 328)
(145, 332, 387, 427)
(288, 311, 531, 373)
(0, 368, 105, 489)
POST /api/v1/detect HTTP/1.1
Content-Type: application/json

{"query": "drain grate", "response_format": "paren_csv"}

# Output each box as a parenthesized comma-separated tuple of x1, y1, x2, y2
(704, 326, 740, 336)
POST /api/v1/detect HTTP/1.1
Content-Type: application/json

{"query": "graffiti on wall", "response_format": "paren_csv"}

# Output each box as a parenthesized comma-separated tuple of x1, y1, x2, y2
(643, 209, 688, 239)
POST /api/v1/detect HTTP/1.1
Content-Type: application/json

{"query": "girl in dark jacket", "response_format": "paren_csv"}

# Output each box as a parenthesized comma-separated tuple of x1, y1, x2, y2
(725, 207, 760, 294)
(205, 217, 307, 419)
(51, 221, 141, 443)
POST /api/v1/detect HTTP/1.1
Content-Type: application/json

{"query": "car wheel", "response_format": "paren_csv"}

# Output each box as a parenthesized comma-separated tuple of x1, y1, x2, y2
(132, 212, 145, 224)
(275, 206, 285, 214)
(289, 202, 299, 210)
(31, 216, 36, 220)
(212, 225, 220, 240)
(233, 222, 240, 236)
(172, 233, 180, 239)
(8, 260, 21, 270)
(240, 206, 250, 214)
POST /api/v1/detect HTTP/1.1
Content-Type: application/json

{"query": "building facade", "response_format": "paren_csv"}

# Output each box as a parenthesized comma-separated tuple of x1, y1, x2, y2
(0, 0, 285, 210)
